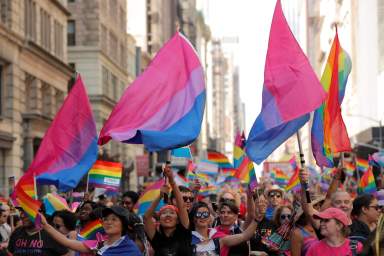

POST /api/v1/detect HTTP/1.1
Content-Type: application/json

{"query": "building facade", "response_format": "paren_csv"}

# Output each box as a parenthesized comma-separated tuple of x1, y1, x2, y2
(67, 0, 142, 191)
(0, 0, 72, 194)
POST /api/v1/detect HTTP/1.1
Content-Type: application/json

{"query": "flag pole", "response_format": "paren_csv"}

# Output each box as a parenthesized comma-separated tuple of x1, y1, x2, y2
(296, 131, 311, 203)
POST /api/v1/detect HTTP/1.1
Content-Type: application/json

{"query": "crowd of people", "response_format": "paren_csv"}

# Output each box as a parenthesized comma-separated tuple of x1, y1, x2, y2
(2, 164, 384, 255)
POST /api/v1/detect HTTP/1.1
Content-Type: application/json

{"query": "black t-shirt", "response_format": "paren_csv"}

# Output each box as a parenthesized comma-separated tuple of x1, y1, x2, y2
(227, 225, 249, 256)
(8, 227, 68, 256)
(150, 223, 193, 256)
(250, 217, 277, 255)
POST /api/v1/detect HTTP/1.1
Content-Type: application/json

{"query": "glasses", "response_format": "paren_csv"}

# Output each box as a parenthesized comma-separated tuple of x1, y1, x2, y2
(122, 200, 133, 206)
(220, 198, 235, 203)
(369, 205, 380, 211)
(183, 196, 194, 202)
(269, 192, 282, 198)
(280, 214, 292, 220)
(195, 211, 210, 219)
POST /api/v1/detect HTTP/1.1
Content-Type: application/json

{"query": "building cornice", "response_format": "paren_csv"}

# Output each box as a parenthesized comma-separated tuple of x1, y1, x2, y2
(89, 95, 117, 109)
(51, 0, 71, 16)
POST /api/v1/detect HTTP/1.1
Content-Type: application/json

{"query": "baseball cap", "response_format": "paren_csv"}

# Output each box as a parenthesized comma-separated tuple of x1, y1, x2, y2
(313, 207, 352, 226)
(102, 206, 129, 221)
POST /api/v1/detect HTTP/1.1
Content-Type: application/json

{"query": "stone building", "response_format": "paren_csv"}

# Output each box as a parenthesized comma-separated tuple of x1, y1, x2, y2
(0, 0, 72, 194)
(67, 0, 142, 191)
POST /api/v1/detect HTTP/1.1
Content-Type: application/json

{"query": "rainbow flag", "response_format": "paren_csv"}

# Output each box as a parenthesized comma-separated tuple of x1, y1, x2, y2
(344, 162, 355, 177)
(14, 175, 41, 222)
(43, 193, 69, 215)
(233, 131, 246, 168)
(245, 0, 326, 164)
(285, 167, 300, 191)
(356, 158, 369, 172)
(358, 166, 376, 194)
(135, 178, 165, 215)
(272, 168, 289, 185)
(311, 29, 352, 167)
(79, 219, 104, 240)
(98, 32, 206, 152)
(15, 75, 98, 192)
(88, 160, 123, 191)
(199, 184, 218, 196)
(207, 150, 233, 169)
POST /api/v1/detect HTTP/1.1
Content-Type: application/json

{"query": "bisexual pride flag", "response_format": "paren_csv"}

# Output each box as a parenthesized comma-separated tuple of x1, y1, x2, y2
(98, 32, 206, 152)
(246, 0, 326, 164)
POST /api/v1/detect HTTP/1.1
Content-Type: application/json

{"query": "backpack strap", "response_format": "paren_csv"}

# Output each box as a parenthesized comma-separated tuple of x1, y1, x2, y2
(349, 239, 358, 256)
(213, 238, 220, 254)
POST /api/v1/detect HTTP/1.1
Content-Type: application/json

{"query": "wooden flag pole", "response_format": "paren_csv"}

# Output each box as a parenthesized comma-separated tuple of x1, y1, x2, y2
(296, 131, 311, 203)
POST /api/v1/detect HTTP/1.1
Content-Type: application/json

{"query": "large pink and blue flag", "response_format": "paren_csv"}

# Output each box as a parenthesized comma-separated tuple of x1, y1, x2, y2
(245, 0, 326, 164)
(98, 32, 206, 151)
(19, 75, 98, 191)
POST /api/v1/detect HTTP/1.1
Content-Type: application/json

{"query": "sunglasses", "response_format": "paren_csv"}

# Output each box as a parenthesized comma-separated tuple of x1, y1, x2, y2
(269, 192, 282, 198)
(195, 211, 210, 219)
(53, 224, 63, 229)
(280, 214, 292, 220)
(183, 196, 194, 202)
(369, 205, 381, 211)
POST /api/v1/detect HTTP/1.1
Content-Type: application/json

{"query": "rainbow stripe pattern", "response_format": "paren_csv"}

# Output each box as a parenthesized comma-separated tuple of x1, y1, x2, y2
(79, 219, 104, 240)
(246, 0, 326, 164)
(14, 173, 41, 222)
(88, 160, 123, 191)
(285, 167, 300, 191)
(343, 162, 355, 177)
(356, 158, 369, 172)
(311, 30, 352, 167)
(272, 168, 289, 185)
(98, 32, 206, 152)
(207, 150, 233, 169)
(135, 178, 165, 215)
(19, 75, 98, 192)
(358, 166, 376, 194)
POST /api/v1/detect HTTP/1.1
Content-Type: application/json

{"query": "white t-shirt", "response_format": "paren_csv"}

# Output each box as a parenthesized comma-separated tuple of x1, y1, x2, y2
(0, 223, 11, 242)
(192, 229, 219, 256)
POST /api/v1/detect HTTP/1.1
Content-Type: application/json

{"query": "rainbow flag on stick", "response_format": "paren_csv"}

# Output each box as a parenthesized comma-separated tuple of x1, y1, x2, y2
(88, 160, 123, 192)
(356, 158, 369, 172)
(79, 219, 104, 240)
(311, 29, 352, 167)
(285, 167, 300, 191)
(14, 176, 41, 222)
(135, 178, 165, 216)
(272, 168, 289, 185)
(207, 150, 233, 169)
(358, 166, 376, 194)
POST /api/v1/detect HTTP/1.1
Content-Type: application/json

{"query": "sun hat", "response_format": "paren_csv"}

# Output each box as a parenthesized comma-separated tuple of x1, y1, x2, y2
(313, 207, 351, 226)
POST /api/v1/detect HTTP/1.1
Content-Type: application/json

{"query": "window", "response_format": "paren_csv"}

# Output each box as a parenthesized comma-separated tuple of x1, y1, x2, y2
(120, 43, 127, 69)
(41, 83, 51, 116)
(102, 66, 109, 97)
(0, 0, 9, 24)
(67, 20, 76, 46)
(25, 0, 36, 40)
(109, 32, 118, 61)
(54, 20, 63, 58)
(40, 8, 51, 51)
(119, 7, 126, 32)
(109, 0, 117, 19)
(111, 74, 117, 100)
(100, 24, 107, 52)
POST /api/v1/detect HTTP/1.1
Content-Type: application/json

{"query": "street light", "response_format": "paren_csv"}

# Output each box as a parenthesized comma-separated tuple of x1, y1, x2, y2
(347, 114, 383, 149)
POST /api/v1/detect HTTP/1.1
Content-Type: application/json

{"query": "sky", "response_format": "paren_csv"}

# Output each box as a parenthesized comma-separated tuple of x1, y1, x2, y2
(198, 0, 276, 134)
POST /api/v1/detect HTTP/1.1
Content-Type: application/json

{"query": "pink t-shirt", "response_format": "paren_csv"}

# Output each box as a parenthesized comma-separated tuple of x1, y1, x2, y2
(306, 239, 362, 256)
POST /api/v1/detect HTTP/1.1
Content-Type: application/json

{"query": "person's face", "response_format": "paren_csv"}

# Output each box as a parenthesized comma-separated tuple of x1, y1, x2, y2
(79, 203, 93, 221)
(20, 210, 33, 228)
(268, 191, 282, 207)
(364, 199, 380, 224)
(279, 207, 293, 225)
(194, 207, 210, 229)
(181, 191, 194, 211)
(320, 218, 342, 237)
(0, 211, 8, 225)
(122, 196, 134, 211)
(102, 213, 123, 236)
(255, 196, 267, 216)
(159, 209, 178, 228)
(53, 216, 70, 235)
(219, 205, 237, 227)
(331, 193, 352, 216)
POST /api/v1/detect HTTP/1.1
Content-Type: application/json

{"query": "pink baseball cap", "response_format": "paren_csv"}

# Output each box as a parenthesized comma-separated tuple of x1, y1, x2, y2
(313, 207, 352, 226)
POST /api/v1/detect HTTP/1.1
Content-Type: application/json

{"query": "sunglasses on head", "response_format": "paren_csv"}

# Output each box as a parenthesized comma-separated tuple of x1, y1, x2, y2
(280, 214, 292, 220)
(183, 196, 194, 202)
(195, 211, 210, 219)
(269, 192, 282, 198)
